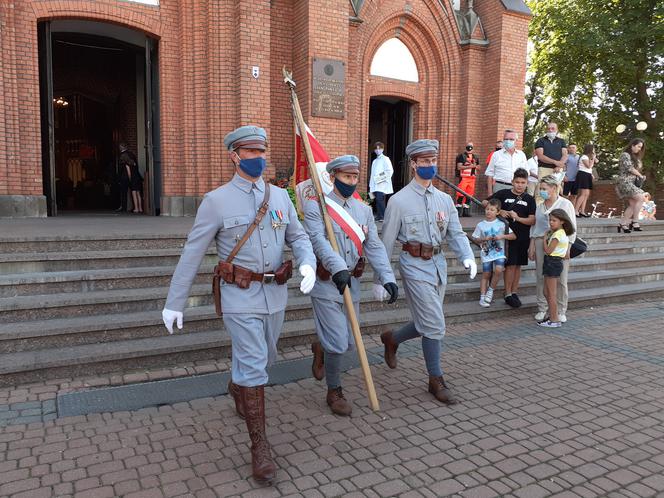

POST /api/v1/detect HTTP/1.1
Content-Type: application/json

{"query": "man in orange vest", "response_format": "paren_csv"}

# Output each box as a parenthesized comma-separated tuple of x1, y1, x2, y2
(455, 141, 480, 217)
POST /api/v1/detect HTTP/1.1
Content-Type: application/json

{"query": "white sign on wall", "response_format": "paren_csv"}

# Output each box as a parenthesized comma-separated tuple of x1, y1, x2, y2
(124, 0, 160, 6)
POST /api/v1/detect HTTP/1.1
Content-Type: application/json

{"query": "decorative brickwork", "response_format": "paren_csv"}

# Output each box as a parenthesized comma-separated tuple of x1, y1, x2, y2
(1, 0, 530, 217)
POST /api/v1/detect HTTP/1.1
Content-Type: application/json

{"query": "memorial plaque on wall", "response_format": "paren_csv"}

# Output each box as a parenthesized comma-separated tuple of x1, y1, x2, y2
(312, 58, 345, 119)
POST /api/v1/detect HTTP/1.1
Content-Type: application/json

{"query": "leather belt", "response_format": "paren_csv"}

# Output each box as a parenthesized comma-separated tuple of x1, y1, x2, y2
(402, 242, 441, 260)
(316, 258, 365, 280)
(495, 180, 512, 185)
(250, 272, 277, 284)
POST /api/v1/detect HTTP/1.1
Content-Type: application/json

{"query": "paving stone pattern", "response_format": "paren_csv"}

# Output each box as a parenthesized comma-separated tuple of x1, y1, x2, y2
(0, 300, 663, 497)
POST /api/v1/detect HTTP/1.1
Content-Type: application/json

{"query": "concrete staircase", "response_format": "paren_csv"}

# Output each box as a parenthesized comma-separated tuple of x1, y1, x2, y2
(1, 220, 663, 386)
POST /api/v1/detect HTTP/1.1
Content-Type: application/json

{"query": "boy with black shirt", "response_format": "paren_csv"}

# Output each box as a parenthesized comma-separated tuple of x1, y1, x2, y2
(484, 168, 536, 308)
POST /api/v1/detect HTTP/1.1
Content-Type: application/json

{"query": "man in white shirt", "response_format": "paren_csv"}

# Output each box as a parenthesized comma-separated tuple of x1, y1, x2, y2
(369, 141, 394, 221)
(485, 129, 528, 194)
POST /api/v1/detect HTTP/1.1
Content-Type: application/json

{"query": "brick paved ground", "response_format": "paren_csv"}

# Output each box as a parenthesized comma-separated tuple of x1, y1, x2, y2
(1, 300, 663, 497)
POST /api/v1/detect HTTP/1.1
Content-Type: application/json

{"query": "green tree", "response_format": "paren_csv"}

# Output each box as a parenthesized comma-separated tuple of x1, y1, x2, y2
(525, 0, 663, 181)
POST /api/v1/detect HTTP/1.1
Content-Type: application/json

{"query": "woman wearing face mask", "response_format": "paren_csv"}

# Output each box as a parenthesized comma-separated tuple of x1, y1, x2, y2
(615, 138, 647, 233)
(528, 175, 577, 323)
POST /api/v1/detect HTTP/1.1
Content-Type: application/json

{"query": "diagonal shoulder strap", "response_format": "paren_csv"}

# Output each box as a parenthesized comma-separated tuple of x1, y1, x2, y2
(225, 184, 271, 263)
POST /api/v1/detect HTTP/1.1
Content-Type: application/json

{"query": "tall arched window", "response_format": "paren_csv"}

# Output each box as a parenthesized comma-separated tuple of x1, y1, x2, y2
(370, 38, 419, 82)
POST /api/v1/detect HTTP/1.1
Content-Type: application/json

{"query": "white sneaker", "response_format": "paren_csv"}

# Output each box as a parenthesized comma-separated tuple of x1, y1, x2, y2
(559, 314, 567, 323)
(479, 296, 490, 307)
(485, 287, 494, 304)
(538, 320, 561, 328)
(534, 311, 547, 321)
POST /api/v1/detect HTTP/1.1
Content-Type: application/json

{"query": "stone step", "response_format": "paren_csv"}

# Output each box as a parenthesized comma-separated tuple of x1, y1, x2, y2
(2, 263, 664, 349)
(3, 263, 664, 322)
(0, 235, 188, 254)
(1, 226, 662, 275)
(2, 220, 660, 253)
(1, 279, 663, 386)
(3, 246, 664, 298)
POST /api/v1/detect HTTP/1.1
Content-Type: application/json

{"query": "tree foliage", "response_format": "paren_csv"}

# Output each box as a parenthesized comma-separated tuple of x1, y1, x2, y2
(524, 0, 663, 181)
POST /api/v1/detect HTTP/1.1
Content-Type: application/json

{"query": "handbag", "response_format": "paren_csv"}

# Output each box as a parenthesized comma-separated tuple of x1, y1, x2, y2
(570, 237, 588, 259)
(633, 176, 645, 188)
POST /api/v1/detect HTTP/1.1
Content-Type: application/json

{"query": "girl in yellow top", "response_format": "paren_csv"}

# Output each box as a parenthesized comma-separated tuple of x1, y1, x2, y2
(539, 209, 575, 328)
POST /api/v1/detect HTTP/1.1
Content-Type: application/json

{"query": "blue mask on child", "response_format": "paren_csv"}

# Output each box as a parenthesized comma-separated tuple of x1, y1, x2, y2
(238, 157, 266, 178)
(416, 165, 437, 180)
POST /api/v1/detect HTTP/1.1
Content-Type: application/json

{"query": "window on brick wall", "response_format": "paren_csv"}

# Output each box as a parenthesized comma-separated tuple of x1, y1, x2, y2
(370, 38, 419, 82)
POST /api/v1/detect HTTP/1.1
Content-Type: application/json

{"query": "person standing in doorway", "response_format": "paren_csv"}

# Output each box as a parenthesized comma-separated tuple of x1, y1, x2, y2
(379, 139, 477, 405)
(119, 143, 143, 213)
(116, 143, 133, 212)
(369, 141, 394, 221)
(455, 141, 479, 217)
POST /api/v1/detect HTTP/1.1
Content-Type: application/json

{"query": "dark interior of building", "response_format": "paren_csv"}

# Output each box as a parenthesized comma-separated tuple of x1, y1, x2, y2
(51, 33, 140, 211)
(367, 97, 412, 194)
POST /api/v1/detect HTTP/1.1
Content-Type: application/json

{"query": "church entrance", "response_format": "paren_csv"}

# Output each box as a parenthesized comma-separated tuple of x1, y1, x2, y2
(367, 97, 413, 194)
(38, 20, 160, 215)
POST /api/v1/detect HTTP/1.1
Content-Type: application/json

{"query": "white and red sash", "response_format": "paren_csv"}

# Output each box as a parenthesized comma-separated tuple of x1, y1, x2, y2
(324, 196, 365, 256)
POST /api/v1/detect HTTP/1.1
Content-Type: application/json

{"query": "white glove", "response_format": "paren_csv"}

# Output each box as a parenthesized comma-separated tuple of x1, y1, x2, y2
(368, 192, 375, 200)
(162, 308, 183, 335)
(299, 264, 316, 294)
(463, 258, 477, 279)
(372, 283, 389, 301)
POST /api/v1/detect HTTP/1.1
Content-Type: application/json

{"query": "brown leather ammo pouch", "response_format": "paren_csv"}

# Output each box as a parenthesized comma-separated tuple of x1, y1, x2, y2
(419, 244, 434, 260)
(352, 257, 366, 278)
(316, 261, 332, 280)
(232, 265, 253, 289)
(402, 242, 421, 258)
(274, 260, 293, 285)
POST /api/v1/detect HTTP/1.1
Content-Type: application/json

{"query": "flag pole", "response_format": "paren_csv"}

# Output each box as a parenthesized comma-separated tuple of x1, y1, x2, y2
(283, 67, 380, 412)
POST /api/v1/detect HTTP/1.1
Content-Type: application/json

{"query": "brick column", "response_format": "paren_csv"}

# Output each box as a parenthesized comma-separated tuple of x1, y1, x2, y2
(0, 2, 46, 217)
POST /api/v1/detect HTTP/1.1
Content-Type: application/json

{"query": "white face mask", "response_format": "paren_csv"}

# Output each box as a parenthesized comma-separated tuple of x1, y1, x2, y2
(546, 132, 557, 140)
(375, 149, 383, 155)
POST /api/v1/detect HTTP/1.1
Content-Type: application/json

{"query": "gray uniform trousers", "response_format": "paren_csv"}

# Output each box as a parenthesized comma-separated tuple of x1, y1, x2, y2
(165, 174, 315, 387)
(380, 179, 474, 340)
(303, 191, 396, 354)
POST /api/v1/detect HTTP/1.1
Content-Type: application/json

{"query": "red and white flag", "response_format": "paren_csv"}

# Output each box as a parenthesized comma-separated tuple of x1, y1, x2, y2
(292, 123, 365, 254)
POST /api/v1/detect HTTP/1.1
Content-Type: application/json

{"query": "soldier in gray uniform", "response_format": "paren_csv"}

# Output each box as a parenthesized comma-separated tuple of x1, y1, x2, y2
(303, 155, 398, 416)
(379, 139, 477, 404)
(161, 125, 316, 485)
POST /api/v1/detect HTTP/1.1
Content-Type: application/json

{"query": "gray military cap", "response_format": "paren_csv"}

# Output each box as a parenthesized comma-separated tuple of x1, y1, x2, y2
(405, 139, 439, 158)
(223, 125, 268, 151)
(326, 155, 360, 174)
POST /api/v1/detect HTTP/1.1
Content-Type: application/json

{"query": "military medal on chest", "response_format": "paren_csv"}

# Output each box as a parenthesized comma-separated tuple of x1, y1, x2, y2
(436, 210, 447, 230)
(270, 209, 286, 229)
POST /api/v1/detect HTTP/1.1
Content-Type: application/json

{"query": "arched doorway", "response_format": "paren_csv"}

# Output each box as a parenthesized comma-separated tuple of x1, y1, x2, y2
(38, 20, 160, 215)
(367, 97, 413, 193)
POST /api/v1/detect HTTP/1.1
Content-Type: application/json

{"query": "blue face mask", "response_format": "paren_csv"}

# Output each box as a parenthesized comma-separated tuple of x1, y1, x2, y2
(539, 190, 550, 200)
(334, 178, 357, 198)
(503, 140, 515, 149)
(238, 157, 266, 178)
(416, 165, 437, 180)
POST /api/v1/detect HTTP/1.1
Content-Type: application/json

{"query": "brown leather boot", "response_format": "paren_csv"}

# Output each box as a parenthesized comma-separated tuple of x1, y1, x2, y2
(227, 380, 245, 419)
(380, 330, 399, 369)
(428, 375, 458, 405)
(311, 342, 325, 381)
(239, 386, 277, 484)
(326, 387, 352, 416)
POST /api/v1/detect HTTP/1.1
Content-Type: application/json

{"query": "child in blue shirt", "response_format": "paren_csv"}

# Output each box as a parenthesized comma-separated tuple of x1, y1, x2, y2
(471, 199, 516, 307)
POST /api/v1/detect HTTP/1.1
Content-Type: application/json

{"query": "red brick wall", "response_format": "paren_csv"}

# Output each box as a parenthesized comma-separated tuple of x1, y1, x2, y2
(1, 0, 531, 210)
